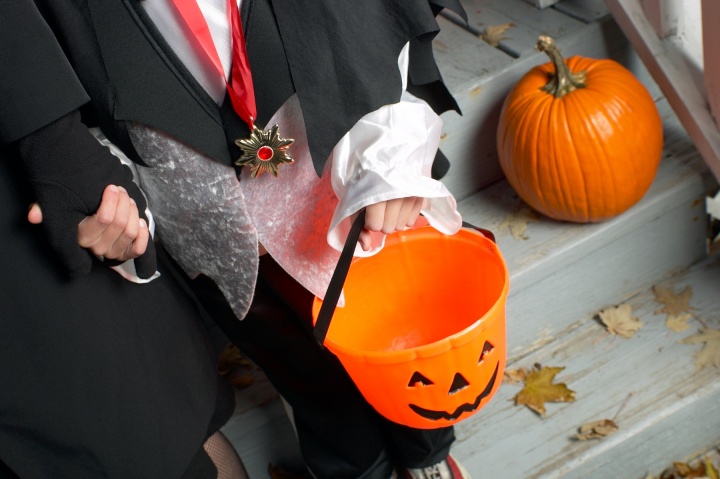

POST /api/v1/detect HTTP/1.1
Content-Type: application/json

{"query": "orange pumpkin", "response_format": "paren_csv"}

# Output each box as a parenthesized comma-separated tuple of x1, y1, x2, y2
(496, 35, 663, 223)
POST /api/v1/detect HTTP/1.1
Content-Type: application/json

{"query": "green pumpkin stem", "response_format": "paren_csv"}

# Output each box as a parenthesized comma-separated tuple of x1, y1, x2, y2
(536, 35, 586, 98)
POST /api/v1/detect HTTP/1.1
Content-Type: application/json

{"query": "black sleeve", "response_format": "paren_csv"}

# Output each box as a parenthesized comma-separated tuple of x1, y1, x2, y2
(2, 0, 156, 279)
(0, 0, 89, 143)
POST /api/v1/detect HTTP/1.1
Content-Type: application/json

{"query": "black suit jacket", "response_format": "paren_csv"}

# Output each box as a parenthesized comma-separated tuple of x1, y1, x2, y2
(35, 0, 464, 175)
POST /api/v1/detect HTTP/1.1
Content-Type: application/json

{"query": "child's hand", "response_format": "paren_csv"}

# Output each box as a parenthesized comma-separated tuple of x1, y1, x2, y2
(360, 197, 424, 251)
(76, 185, 150, 263)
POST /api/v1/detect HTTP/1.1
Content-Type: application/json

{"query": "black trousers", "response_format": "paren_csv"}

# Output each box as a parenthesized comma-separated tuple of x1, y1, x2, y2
(191, 255, 455, 479)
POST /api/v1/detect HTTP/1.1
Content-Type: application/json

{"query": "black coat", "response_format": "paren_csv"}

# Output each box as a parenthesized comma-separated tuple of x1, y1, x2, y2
(0, 2, 228, 477)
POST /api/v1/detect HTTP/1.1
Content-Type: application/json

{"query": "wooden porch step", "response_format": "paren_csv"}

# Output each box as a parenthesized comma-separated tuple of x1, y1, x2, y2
(220, 1, 719, 477)
(453, 255, 720, 479)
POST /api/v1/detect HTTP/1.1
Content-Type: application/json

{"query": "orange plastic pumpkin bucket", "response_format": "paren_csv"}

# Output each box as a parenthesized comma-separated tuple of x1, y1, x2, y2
(312, 225, 508, 429)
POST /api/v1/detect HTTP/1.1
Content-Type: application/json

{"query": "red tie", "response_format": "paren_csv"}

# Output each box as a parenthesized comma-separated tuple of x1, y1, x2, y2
(170, 0, 257, 130)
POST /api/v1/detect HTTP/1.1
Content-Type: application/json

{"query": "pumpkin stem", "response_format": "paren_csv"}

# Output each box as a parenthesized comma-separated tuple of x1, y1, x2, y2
(536, 35, 586, 98)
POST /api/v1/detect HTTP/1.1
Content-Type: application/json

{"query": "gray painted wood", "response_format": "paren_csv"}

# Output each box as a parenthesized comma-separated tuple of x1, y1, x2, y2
(450, 0, 583, 57)
(452, 256, 720, 479)
(222, 398, 304, 479)
(433, 16, 515, 93)
(461, 0, 586, 57)
(553, 0, 611, 23)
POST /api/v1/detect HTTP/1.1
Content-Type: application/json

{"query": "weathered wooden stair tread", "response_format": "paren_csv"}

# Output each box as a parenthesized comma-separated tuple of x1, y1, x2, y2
(451, 0, 588, 57)
(453, 256, 720, 479)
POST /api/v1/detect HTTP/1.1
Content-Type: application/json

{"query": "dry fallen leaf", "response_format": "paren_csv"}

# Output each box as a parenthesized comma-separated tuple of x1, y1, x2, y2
(217, 343, 255, 389)
(666, 313, 693, 332)
(708, 191, 720, 222)
(227, 374, 254, 389)
(574, 418, 618, 441)
(217, 343, 251, 375)
(268, 464, 312, 479)
(598, 304, 644, 338)
(653, 285, 693, 317)
(660, 461, 708, 478)
(503, 367, 528, 384)
(480, 22, 515, 47)
(514, 365, 575, 416)
(499, 206, 539, 240)
(680, 328, 720, 370)
(707, 457, 720, 479)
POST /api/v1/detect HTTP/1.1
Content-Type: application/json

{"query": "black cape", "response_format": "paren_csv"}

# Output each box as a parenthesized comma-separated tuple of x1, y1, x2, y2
(35, 0, 465, 175)
(1, 2, 230, 477)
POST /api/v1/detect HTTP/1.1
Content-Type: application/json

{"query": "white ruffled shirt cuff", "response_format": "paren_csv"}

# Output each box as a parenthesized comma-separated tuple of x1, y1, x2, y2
(327, 89, 462, 256)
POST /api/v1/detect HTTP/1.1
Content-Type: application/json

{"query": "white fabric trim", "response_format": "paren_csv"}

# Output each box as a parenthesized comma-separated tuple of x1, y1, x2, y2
(89, 128, 161, 284)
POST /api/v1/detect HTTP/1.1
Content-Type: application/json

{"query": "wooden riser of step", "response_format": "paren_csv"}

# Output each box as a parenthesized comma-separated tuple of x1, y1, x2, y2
(452, 255, 720, 479)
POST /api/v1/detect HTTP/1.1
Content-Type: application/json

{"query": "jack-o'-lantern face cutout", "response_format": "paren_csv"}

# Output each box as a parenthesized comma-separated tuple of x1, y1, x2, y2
(407, 340, 499, 422)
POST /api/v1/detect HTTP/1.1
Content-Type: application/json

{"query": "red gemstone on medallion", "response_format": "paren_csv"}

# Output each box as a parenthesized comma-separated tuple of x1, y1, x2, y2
(257, 146, 274, 161)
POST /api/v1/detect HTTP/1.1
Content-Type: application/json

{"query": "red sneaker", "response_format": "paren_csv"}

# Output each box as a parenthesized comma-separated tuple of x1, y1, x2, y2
(403, 454, 471, 479)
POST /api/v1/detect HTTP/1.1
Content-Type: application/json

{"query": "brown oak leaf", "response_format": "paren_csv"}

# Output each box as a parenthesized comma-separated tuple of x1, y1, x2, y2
(480, 23, 515, 47)
(680, 328, 720, 370)
(574, 418, 618, 441)
(499, 206, 539, 240)
(653, 285, 693, 317)
(598, 304, 644, 338)
(514, 365, 575, 416)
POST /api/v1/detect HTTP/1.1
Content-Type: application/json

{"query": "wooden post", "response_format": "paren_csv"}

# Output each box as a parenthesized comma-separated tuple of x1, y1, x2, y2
(640, 0, 663, 36)
(639, 0, 680, 39)
(703, 0, 720, 131)
(605, 0, 720, 182)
